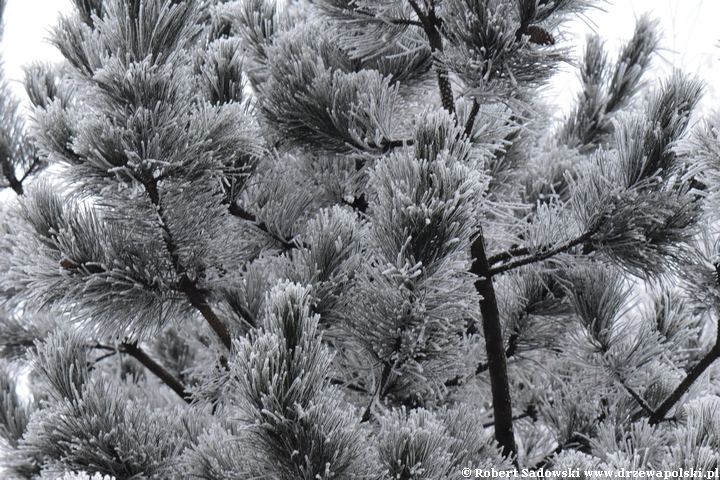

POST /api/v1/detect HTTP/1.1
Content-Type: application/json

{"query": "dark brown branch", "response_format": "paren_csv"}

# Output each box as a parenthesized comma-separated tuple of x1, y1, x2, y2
(91, 350, 118, 365)
(180, 277, 232, 351)
(379, 138, 413, 151)
(347, 5, 423, 27)
(531, 434, 588, 470)
(470, 231, 518, 462)
(330, 378, 370, 394)
(18, 155, 43, 185)
(145, 179, 232, 351)
(361, 335, 404, 422)
(477, 333, 519, 374)
(649, 345, 720, 425)
(119, 342, 192, 404)
(1, 156, 23, 195)
(389, 18, 423, 27)
(616, 376, 654, 417)
(406, 0, 428, 29)
(488, 245, 532, 266)
(228, 202, 296, 251)
(407, 0, 455, 115)
(643, 272, 720, 424)
(488, 232, 592, 276)
(342, 194, 369, 214)
(361, 360, 393, 422)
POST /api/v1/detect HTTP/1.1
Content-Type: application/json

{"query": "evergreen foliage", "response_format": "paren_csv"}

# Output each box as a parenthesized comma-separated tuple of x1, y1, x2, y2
(2, 0, 720, 477)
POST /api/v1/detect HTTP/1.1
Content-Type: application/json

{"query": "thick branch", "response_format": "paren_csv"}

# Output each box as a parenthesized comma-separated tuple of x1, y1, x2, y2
(119, 342, 191, 404)
(482, 404, 537, 428)
(180, 278, 232, 351)
(645, 274, 720, 424)
(470, 231, 518, 462)
(1, 156, 23, 195)
(649, 345, 720, 424)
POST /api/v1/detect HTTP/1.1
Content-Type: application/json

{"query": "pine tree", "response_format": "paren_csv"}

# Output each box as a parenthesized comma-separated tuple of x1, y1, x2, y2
(2, 0, 720, 477)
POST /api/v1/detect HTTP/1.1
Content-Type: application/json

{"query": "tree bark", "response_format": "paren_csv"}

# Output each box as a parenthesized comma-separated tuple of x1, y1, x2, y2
(470, 232, 517, 462)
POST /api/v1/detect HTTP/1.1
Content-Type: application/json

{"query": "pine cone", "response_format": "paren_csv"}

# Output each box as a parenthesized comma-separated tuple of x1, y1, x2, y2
(60, 258, 79, 269)
(527, 25, 555, 45)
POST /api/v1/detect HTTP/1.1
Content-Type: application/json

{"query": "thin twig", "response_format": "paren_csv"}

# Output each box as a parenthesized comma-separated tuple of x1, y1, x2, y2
(119, 342, 192, 404)
(649, 345, 720, 424)
(145, 179, 232, 351)
(361, 361, 393, 422)
(616, 376, 654, 416)
(228, 202, 296, 251)
(347, 5, 423, 27)
(488, 233, 591, 276)
(92, 350, 118, 365)
(488, 245, 532, 266)
(407, 0, 455, 114)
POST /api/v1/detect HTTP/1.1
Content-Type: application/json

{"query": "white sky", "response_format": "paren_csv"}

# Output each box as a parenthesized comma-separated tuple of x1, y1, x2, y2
(0, 0, 718, 111)
(550, 0, 720, 118)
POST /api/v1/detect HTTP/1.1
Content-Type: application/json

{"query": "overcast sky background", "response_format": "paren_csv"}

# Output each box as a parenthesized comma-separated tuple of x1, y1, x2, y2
(0, 0, 718, 115)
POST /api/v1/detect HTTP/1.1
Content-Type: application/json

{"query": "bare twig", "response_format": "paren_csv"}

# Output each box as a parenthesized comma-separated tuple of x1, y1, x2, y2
(488, 233, 592, 276)
(119, 342, 192, 404)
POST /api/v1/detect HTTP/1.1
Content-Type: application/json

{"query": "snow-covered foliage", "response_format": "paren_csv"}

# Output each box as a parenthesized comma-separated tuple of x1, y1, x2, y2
(1, 0, 720, 476)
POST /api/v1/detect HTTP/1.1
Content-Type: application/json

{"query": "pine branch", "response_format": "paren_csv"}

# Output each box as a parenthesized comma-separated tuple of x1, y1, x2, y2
(615, 375, 655, 417)
(488, 232, 592, 276)
(649, 345, 720, 425)
(145, 179, 232, 351)
(91, 349, 118, 365)
(531, 434, 588, 470)
(445, 341, 520, 388)
(329, 378, 370, 394)
(406, 0, 455, 115)
(643, 269, 720, 424)
(378, 138, 413, 151)
(0, 155, 23, 195)
(18, 154, 43, 185)
(348, 6, 423, 27)
(488, 245, 532, 266)
(360, 342, 402, 423)
(389, 18, 423, 27)
(469, 230, 518, 463)
(119, 342, 192, 404)
(477, 334, 518, 375)
(228, 202, 297, 251)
